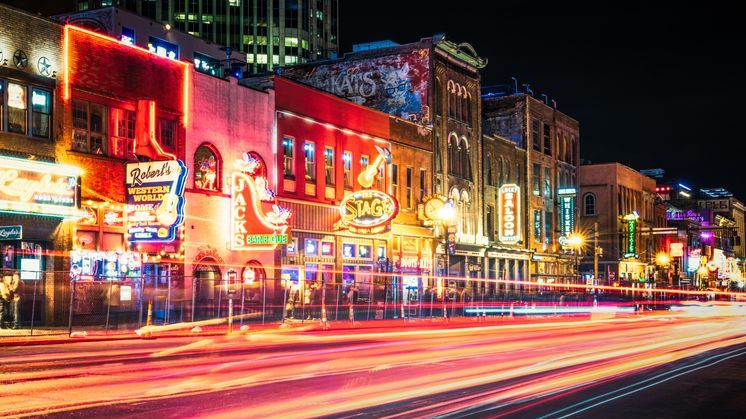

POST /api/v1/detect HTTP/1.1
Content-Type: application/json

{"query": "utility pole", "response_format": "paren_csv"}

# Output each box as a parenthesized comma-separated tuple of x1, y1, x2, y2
(594, 222, 599, 282)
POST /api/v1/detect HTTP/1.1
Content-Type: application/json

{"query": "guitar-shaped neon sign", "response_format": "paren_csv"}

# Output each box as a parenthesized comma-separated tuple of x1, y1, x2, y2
(357, 145, 392, 189)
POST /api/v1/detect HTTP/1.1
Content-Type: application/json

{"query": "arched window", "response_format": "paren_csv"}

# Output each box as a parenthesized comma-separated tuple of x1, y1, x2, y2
(486, 205, 494, 241)
(497, 158, 503, 186)
(504, 160, 511, 183)
(447, 80, 455, 118)
(485, 153, 493, 186)
(448, 133, 459, 176)
(461, 190, 471, 236)
(461, 137, 472, 180)
(583, 193, 596, 216)
(465, 92, 472, 125)
(194, 143, 221, 191)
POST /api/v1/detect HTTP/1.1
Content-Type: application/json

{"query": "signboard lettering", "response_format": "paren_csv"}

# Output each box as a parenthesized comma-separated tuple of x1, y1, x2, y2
(125, 160, 187, 242)
(339, 190, 399, 234)
(0, 156, 80, 218)
(498, 184, 521, 244)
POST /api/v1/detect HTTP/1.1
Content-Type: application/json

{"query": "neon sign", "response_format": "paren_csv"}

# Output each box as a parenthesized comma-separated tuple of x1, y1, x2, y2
(231, 152, 291, 250)
(125, 160, 187, 242)
(558, 188, 576, 246)
(339, 190, 399, 234)
(623, 212, 639, 259)
(0, 156, 81, 218)
(498, 184, 521, 244)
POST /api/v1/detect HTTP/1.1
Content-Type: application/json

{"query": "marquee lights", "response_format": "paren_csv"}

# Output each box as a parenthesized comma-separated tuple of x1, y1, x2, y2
(498, 184, 521, 244)
(339, 190, 399, 234)
(277, 110, 389, 146)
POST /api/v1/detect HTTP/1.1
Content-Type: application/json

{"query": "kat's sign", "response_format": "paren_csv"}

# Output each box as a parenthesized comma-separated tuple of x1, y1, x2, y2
(125, 160, 187, 243)
(339, 190, 399, 234)
(0, 156, 80, 218)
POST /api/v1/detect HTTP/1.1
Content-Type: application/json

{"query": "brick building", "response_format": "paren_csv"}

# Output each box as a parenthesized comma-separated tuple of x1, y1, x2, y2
(577, 163, 660, 285)
(1, 4, 76, 325)
(482, 91, 580, 284)
(279, 35, 488, 293)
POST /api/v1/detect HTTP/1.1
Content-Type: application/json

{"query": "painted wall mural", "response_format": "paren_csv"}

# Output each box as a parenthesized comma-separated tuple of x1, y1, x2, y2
(281, 49, 431, 124)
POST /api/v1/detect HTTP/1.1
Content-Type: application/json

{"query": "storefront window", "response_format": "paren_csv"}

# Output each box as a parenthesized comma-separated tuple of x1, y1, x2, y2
(286, 238, 298, 255)
(194, 144, 220, 191)
(324, 146, 334, 185)
(343, 151, 352, 189)
(304, 141, 316, 181)
(305, 238, 318, 256)
(343, 265, 355, 286)
(158, 118, 176, 148)
(358, 245, 372, 259)
(342, 243, 356, 258)
(320, 241, 334, 256)
(283, 137, 295, 179)
(31, 88, 51, 138)
(7, 82, 27, 134)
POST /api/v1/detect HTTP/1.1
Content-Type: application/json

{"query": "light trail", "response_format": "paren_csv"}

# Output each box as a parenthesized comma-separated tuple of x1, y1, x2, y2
(0, 306, 744, 418)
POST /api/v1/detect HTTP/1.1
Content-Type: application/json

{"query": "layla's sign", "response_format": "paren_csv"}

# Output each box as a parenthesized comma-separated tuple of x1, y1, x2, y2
(498, 184, 521, 244)
(125, 160, 187, 242)
(231, 153, 291, 250)
(0, 225, 22, 240)
(340, 190, 399, 234)
(0, 156, 80, 218)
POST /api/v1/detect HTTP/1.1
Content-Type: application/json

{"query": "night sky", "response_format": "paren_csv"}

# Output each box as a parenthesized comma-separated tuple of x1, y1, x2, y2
(5, 1, 742, 199)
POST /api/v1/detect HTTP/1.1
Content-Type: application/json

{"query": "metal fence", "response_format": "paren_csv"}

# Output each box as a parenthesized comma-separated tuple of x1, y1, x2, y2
(3, 269, 740, 338)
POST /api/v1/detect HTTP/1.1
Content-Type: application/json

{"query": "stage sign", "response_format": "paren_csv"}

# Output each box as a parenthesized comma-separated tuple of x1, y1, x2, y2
(340, 190, 399, 234)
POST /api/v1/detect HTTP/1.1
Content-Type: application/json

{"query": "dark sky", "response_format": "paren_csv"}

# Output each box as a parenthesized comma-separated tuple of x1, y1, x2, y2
(340, 1, 744, 198)
(5, 1, 742, 198)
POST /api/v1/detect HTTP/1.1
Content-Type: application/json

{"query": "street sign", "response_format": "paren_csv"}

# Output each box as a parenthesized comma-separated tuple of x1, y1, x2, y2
(226, 270, 238, 297)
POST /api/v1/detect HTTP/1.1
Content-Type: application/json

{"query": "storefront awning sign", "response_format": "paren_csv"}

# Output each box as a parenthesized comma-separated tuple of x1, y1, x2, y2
(0, 155, 81, 219)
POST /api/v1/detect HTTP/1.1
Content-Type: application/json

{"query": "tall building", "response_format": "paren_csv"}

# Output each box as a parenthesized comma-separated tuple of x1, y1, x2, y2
(482, 91, 580, 284)
(72, 0, 339, 73)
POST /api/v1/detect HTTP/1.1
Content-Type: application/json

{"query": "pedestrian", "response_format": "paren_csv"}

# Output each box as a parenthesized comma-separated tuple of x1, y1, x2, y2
(9, 273, 23, 329)
(347, 283, 359, 306)
(0, 271, 10, 329)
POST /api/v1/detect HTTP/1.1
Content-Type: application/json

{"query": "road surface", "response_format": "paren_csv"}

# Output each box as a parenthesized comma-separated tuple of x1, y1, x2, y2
(2, 304, 745, 418)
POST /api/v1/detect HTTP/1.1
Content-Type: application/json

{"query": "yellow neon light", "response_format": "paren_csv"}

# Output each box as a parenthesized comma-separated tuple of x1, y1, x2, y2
(231, 172, 289, 251)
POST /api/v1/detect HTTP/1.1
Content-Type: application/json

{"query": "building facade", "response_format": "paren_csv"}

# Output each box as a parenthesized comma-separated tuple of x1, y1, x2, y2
(279, 35, 488, 295)
(72, 0, 339, 73)
(577, 163, 660, 285)
(482, 92, 580, 285)
(1, 4, 73, 325)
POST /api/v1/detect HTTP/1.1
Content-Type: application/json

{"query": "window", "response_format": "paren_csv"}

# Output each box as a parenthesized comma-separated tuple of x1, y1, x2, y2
(72, 100, 107, 155)
(121, 26, 135, 45)
(324, 146, 334, 185)
(504, 160, 511, 183)
(462, 138, 472, 180)
(544, 167, 551, 197)
(343, 151, 352, 189)
(283, 137, 295, 179)
(532, 163, 541, 196)
(485, 153, 492, 186)
(583, 193, 596, 216)
(158, 118, 176, 149)
(545, 211, 552, 245)
(532, 119, 541, 151)
(304, 141, 316, 181)
(543, 123, 551, 155)
(30, 88, 51, 138)
(534, 210, 542, 242)
(194, 144, 220, 191)
(7, 83, 27, 134)
(486, 205, 494, 241)
(111, 108, 135, 158)
(497, 158, 503, 186)
(406, 167, 413, 209)
(360, 154, 369, 173)
(358, 245, 372, 259)
(304, 239, 318, 256)
(392, 164, 399, 200)
(419, 169, 427, 201)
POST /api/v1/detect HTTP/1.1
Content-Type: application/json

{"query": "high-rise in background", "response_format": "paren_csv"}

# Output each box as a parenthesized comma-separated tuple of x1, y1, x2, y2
(72, 0, 339, 73)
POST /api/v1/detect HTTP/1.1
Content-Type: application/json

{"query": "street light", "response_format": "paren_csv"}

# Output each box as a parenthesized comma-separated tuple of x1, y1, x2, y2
(567, 233, 586, 284)
(655, 252, 671, 267)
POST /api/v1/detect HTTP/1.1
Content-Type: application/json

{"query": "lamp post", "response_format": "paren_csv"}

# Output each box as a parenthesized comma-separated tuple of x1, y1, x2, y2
(436, 200, 456, 303)
(566, 233, 586, 285)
